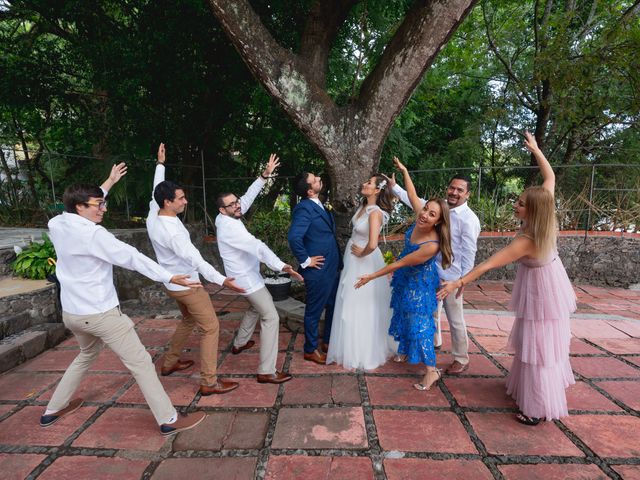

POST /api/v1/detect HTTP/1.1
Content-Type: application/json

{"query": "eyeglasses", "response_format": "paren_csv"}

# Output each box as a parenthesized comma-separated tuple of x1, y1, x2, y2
(85, 200, 108, 210)
(223, 199, 240, 209)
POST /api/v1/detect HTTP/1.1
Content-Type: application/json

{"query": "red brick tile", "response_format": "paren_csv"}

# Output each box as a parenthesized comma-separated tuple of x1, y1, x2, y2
(444, 378, 516, 408)
(437, 335, 482, 352)
(467, 412, 583, 456)
(17, 350, 79, 372)
(496, 316, 515, 333)
(0, 373, 61, 401)
(624, 356, 640, 368)
(218, 352, 285, 374)
(607, 320, 640, 337)
(612, 465, 640, 479)
(596, 380, 640, 410)
(563, 414, 640, 458)
(266, 456, 374, 480)
(38, 374, 129, 403)
(242, 332, 293, 351)
(331, 375, 361, 403)
(281, 376, 359, 405)
(570, 319, 630, 339)
(585, 337, 640, 354)
(566, 381, 622, 411)
(152, 458, 257, 480)
(366, 376, 449, 407)
(473, 336, 509, 353)
(0, 453, 45, 480)
(136, 318, 181, 329)
(118, 376, 197, 406)
(571, 356, 640, 378)
(197, 377, 278, 408)
(72, 407, 166, 451)
(135, 328, 173, 348)
(384, 458, 493, 480)
(89, 349, 136, 373)
(464, 314, 500, 330)
(499, 464, 607, 480)
(437, 354, 504, 376)
(0, 404, 16, 418)
(173, 412, 269, 451)
(570, 338, 603, 355)
(374, 410, 476, 454)
(39, 456, 149, 480)
(0, 406, 96, 446)
(366, 359, 426, 375)
(289, 353, 351, 374)
(272, 407, 367, 449)
(492, 355, 514, 372)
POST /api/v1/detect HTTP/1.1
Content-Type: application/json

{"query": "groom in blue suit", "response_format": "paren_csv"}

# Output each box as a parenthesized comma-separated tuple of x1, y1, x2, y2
(288, 172, 341, 365)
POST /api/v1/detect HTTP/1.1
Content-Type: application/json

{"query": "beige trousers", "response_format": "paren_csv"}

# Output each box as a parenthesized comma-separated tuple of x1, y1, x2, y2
(233, 287, 280, 375)
(435, 292, 469, 365)
(47, 307, 176, 425)
(164, 287, 219, 386)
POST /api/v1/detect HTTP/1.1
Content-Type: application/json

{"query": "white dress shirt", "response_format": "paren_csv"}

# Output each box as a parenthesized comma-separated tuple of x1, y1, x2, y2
(147, 164, 226, 291)
(48, 212, 173, 315)
(215, 177, 285, 295)
(392, 184, 481, 281)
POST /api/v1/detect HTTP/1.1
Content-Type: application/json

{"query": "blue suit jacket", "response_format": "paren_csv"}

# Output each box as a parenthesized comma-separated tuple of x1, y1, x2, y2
(288, 199, 341, 282)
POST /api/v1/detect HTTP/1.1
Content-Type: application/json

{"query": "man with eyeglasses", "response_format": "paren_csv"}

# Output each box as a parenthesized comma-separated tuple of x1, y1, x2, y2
(147, 144, 246, 396)
(42, 164, 207, 436)
(215, 154, 301, 384)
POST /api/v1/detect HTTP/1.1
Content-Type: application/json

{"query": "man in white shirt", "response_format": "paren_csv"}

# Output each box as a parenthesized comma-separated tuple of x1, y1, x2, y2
(390, 173, 481, 374)
(215, 153, 301, 384)
(148, 144, 245, 396)
(42, 165, 206, 436)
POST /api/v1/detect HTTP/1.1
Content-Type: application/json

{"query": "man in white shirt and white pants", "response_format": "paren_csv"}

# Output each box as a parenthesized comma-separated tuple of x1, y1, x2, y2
(390, 173, 481, 374)
(147, 144, 245, 396)
(215, 154, 301, 384)
(42, 165, 206, 436)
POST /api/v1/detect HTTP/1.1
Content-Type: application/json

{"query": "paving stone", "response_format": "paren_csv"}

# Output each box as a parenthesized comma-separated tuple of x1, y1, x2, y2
(374, 410, 476, 454)
(570, 319, 631, 339)
(366, 359, 426, 375)
(0, 406, 96, 446)
(331, 374, 361, 403)
(265, 456, 374, 480)
(493, 355, 513, 372)
(89, 349, 147, 373)
(436, 335, 482, 352)
(289, 353, 351, 374)
(437, 353, 503, 376)
(136, 328, 174, 348)
(562, 414, 640, 458)
(39, 456, 149, 480)
(281, 376, 333, 405)
(366, 376, 449, 407)
(569, 338, 603, 355)
(0, 372, 60, 401)
(444, 377, 516, 408)
(467, 412, 583, 457)
(585, 337, 640, 354)
(606, 320, 640, 338)
(384, 458, 493, 480)
(612, 465, 640, 479)
(173, 411, 269, 451)
(73, 407, 166, 451)
(118, 376, 196, 406)
(217, 352, 285, 374)
(596, 380, 640, 410)
(38, 373, 129, 403)
(0, 453, 46, 480)
(566, 381, 622, 411)
(0, 404, 16, 419)
(625, 356, 640, 368)
(496, 316, 515, 333)
(151, 457, 257, 480)
(17, 349, 78, 371)
(498, 463, 607, 479)
(137, 318, 181, 329)
(473, 335, 509, 353)
(272, 407, 367, 449)
(571, 356, 640, 379)
(197, 377, 278, 408)
(464, 314, 500, 330)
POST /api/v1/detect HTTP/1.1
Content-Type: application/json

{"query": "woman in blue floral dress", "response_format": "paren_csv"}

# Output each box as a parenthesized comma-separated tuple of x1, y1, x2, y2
(356, 157, 452, 391)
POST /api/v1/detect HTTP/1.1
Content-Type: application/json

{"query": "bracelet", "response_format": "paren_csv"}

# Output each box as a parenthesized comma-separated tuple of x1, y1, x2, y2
(156, 161, 164, 166)
(261, 173, 269, 179)
(459, 278, 465, 288)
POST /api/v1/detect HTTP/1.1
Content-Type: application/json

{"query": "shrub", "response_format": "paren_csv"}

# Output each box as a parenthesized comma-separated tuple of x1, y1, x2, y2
(11, 233, 57, 280)
(245, 208, 294, 274)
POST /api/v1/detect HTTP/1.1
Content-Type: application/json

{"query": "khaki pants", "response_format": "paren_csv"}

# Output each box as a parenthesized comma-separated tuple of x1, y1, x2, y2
(164, 287, 219, 386)
(47, 307, 176, 425)
(233, 287, 279, 375)
(435, 292, 469, 365)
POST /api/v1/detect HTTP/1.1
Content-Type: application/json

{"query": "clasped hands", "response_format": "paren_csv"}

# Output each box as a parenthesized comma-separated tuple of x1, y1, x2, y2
(436, 279, 464, 300)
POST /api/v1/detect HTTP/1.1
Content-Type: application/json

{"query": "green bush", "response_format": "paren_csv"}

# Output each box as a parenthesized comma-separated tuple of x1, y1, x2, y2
(11, 233, 57, 280)
(246, 209, 294, 274)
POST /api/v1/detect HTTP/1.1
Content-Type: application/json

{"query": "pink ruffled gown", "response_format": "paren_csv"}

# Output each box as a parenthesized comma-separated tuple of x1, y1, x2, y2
(505, 253, 577, 420)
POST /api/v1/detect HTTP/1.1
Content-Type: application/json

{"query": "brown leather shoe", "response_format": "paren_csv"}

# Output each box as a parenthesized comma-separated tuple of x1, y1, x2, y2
(231, 340, 255, 355)
(445, 360, 469, 375)
(303, 350, 327, 365)
(319, 341, 329, 354)
(160, 411, 207, 436)
(257, 371, 293, 384)
(161, 359, 195, 376)
(199, 380, 240, 396)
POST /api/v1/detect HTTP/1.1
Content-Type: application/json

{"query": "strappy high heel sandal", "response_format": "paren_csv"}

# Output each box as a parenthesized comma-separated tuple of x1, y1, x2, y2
(393, 354, 408, 363)
(413, 368, 442, 391)
(515, 412, 541, 426)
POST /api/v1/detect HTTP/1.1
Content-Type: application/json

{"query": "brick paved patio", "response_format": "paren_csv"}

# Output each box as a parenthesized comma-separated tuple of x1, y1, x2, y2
(1, 281, 640, 479)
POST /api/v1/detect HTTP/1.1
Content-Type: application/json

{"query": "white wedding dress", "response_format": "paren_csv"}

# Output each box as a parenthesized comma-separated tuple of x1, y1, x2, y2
(327, 205, 396, 370)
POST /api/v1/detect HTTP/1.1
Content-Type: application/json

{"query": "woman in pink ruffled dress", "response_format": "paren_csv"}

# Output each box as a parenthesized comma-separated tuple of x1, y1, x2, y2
(438, 131, 576, 425)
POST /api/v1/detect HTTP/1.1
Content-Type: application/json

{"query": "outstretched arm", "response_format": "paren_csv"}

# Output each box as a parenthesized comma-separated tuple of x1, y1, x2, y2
(524, 131, 555, 195)
(393, 157, 423, 213)
(239, 153, 280, 215)
(100, 162, 127, 193)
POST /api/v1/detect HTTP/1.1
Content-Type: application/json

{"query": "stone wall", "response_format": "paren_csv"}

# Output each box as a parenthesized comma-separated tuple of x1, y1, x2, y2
(0, 284, 59, 338)
(383, 234, 640, 288)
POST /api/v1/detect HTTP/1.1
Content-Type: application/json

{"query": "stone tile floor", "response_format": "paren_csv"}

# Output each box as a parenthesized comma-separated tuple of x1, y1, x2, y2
(1, 281, 639, 479)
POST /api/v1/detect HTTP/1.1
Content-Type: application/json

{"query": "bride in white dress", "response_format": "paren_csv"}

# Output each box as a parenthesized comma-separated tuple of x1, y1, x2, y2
(327, 174, 396, 370)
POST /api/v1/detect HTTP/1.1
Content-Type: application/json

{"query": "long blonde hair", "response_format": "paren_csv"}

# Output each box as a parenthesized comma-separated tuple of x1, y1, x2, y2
(426, 198, 453, 270)
(521, 186, 557, 258)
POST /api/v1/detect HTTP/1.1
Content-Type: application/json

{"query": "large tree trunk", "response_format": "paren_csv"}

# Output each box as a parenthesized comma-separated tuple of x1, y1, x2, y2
(207, 0, 477, 239)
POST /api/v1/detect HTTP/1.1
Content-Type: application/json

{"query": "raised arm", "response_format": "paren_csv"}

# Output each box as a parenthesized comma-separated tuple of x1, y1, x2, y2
(524, 131, 555, 195)
(393, 157, 423, 213)
(239, 153, 279, 214)
(100, 162, 127, 193)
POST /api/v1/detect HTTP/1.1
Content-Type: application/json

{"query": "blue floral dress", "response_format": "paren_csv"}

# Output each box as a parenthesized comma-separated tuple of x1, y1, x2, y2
(389, 224, 440, 366)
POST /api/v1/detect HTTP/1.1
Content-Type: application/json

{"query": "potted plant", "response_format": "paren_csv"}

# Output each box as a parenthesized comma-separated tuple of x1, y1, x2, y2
(264, 270, 292, 301)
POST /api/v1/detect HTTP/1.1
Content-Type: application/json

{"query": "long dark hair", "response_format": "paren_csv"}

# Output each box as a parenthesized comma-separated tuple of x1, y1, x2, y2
(427, 197, 453, 270)
(360, 174, 394, 214)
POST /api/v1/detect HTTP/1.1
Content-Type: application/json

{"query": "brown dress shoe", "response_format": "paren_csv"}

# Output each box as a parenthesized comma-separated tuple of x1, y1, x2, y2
(257, 371, 293, 384)
(231, 340, 255, 355)
(199, 380, 240, 396)
(161, 359, 195, 376)
(160, 411, 207, 436)
(319, 341, 329, 354)
(303, 350, 327, 365)
(445, 360, 469, 375)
